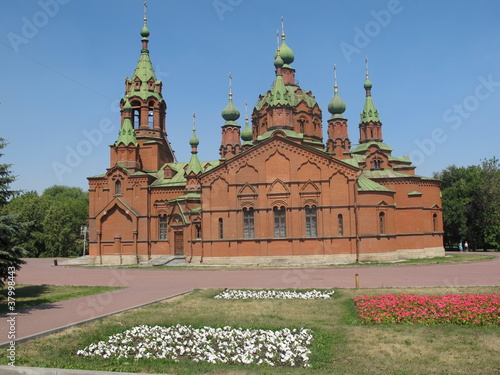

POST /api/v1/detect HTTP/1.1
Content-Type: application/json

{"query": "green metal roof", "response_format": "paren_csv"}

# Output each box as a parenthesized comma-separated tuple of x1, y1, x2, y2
(124, 24, 164, 103)
(151, 161, 220, 187)
(361, 169, 421, 179)
(221, 96, 240, 124)
(358, 175, 394, 192)
(255, 83, 318, 111)
(241, 118, 253, 144)
(328, 86, 346, 119)
(185, 152, 203, 176)
(169, 192, 202, 202)
(256, 129, 304, 142)
(114, 117, 138, 147)
(360, 78, 380, 123)
(351, 141, 393, 154)
(116, 197, 139, 217)
(274, 37, 294, 65)
(408, 191, 423, 196)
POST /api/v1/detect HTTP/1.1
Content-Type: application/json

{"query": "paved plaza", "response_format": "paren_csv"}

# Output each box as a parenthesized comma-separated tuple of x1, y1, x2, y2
(1, 254, 499, 346)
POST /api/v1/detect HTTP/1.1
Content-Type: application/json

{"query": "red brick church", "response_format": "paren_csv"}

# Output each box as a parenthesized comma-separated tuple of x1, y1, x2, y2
(87, 17, 444, 265)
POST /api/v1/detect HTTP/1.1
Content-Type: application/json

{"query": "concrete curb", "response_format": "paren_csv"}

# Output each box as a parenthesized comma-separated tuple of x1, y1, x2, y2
(0, 366, 161, 375)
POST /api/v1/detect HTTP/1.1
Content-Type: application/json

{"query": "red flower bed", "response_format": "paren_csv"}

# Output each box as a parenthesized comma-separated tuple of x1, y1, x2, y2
(354, 294, 500, 325)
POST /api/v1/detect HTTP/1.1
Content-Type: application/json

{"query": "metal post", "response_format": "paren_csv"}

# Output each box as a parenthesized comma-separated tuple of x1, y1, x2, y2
(81, 226, 88, 256)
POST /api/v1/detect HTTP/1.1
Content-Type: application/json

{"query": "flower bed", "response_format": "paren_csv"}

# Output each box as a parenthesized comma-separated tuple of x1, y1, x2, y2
(354, 294, 500, 325)
(77, 324, 313, 367)
(214, 289, 335, 300)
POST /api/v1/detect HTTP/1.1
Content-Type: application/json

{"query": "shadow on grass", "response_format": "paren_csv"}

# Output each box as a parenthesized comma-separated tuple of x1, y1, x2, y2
(0, 285, 62, 314)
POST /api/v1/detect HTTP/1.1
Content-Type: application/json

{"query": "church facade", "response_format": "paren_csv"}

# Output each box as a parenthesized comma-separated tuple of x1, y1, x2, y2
(87, 19, 445, 265)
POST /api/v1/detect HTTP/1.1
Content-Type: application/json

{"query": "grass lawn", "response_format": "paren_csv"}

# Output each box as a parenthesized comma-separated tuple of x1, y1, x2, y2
(3, 286, 499, 375)
(0, 285, 123, 313)
(114, 253, 497, 270)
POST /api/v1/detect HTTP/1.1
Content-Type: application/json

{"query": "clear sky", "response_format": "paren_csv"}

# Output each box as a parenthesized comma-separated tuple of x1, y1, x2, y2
(1, 0, 499, 193)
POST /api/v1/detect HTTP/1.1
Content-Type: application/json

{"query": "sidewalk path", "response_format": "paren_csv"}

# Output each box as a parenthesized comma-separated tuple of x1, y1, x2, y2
(1, 253, 499, 346)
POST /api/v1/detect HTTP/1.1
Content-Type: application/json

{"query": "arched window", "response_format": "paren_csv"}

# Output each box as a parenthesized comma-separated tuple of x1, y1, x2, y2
(373, 159, 381, 169)
(305, 205, 317, 237)
(158, 215, 167, 240)
(243, 207, 255, 239)
(433, 213, 438, 232)
(115, 180, 122, 195)
(298, 118, 305, 133)
(218, 218, 224, 239)
(379, 212, 385, 234)
(195, 224, 202, 239)
(338, 214, 344, 236)
(273, 206, 286, 238)
(148, 101, 155, 128)
(131, 100, 141, 128)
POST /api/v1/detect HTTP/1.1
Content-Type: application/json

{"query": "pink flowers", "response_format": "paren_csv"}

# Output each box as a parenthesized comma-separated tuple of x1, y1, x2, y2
(354, 294, 500, 325)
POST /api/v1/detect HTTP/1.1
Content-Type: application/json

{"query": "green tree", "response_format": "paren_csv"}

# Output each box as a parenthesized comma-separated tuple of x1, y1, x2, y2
(3, 185, 88, 257)
(2, 192, 48, 257)
(0, 139, 26, 286)
(476, 158, 500, 249)
(435, 157, 500, 250)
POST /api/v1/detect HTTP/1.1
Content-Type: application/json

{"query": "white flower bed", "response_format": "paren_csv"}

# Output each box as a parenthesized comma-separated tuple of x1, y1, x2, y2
(77, 324, 313, 367)
(214, 289, 335, 300)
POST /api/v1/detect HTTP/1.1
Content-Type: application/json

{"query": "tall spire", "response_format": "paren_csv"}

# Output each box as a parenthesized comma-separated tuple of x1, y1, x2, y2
(359, 58, 383, 144)
(117, 3, 174, 170)
(220, 73, 241, 159)
(124, 2, 161, 102)
(186, 112, 202, 175)
(141, 2, 150, 51)
(241, 100, 253, 147)
(326, 65, 350, 158)
(360, 57, 380, 124)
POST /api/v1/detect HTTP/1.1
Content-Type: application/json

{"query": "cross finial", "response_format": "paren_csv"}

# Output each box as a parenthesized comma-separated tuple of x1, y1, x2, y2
(365, 57, 369, 79)
(228, 72, 233, 98)
(281, 16, 285, 39)
(334, 64, 338, 86)
(245, 100, 248, 121)
(143, 2, 147, 23)
(192, 112, 196, 131)
(276, 30, 280, 49)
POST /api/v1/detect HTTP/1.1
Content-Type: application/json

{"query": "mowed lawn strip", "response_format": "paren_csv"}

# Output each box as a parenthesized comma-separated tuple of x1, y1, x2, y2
(0, 287, 499, 375)
(0, 284, 123, 313)
(112, 253, 497, 270)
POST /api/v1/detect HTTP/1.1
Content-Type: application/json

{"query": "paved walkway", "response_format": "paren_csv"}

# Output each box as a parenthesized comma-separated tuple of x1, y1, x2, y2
(1, 253, 499, 347)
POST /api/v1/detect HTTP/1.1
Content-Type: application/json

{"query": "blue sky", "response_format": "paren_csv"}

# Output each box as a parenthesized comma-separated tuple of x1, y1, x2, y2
(1, 0, 499, 193)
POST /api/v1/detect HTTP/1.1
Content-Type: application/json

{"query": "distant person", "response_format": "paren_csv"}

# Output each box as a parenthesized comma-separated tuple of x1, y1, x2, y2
(464, 241, 469, 252)
(458, 242, 463, 252)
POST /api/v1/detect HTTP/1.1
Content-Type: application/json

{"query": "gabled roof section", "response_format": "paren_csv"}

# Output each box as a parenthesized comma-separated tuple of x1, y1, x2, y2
(357, 175, 394, 192)
(150, 161, 220, 188)
(360, 169, 439, 183)
(200, 134, 360, 182)
(94, 196, 139, 221)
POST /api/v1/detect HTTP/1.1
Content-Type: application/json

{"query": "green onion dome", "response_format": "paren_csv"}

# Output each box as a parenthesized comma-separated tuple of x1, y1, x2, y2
(221, 96, 240, 122)
(328, 85, 346, 118)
